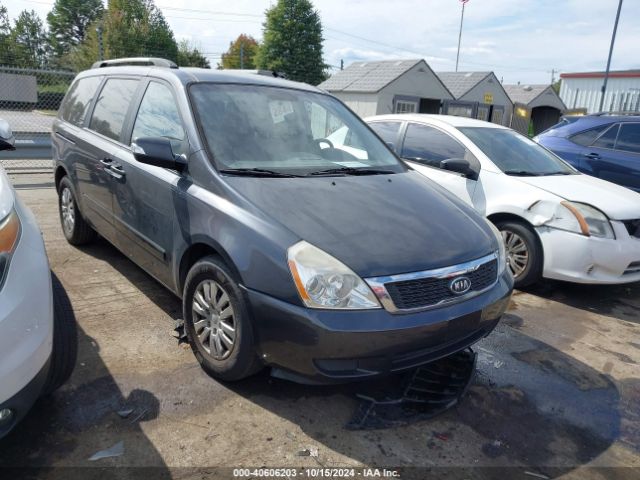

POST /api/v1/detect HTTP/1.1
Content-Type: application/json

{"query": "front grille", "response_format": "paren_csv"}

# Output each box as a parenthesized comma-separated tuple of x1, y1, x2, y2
(385, 259, 498, 310)
(623, 219, 640, 239)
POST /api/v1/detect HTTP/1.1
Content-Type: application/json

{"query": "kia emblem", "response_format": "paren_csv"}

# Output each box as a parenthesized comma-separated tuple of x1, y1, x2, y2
(449, 276, 472, 295)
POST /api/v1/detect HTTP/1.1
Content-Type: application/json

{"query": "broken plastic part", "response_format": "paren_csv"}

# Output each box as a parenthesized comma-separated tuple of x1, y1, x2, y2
(88, 441, 125, 461)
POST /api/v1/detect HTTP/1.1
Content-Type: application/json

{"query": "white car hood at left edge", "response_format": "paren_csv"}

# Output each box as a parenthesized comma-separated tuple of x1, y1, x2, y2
(515, 173, 640, 220)
(0, 166, 15, 221)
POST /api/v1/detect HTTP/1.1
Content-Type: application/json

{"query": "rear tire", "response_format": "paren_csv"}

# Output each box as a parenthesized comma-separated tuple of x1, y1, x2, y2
(495, 220, 543, 289)
(42, 273, 78, 395)
(183, 256, 262, 381)
(58, 176, 96, 245)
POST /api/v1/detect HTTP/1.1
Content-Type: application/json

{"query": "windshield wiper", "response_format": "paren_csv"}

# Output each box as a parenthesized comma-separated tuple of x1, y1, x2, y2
(307, 167, 396, 176)
(503, 170, 544, 177)
(544, 171, 574, 176)
(219, 168, 301, 178)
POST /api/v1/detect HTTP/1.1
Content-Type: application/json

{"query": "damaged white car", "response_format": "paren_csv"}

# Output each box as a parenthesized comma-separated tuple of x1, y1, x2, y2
(366, 115, 640, 288)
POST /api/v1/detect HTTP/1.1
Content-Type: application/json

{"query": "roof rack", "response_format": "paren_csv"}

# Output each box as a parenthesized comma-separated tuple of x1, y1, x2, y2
(91, 57, 178, 69)
(592, 111, 640, 116)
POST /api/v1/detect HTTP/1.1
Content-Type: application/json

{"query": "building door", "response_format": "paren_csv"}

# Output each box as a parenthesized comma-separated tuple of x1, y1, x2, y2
(490, 105, 505, 125)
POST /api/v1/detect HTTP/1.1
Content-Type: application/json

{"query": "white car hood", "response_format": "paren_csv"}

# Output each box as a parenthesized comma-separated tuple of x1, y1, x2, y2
(516, 173, 640, 220)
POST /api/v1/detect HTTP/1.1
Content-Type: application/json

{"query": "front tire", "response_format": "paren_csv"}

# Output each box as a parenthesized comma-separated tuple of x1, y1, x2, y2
(42, 273, 78, 395)
(495, 220, 543, 288)
(183, 256, 262, 381)
(58, 176, 96, 245)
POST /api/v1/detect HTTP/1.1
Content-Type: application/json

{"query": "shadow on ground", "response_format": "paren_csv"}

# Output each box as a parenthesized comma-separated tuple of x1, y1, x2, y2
(0, 274, 171, 480)
(523, 280, 640, 324)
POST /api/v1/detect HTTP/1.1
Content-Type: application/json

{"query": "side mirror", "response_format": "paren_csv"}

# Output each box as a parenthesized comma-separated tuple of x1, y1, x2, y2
(131, 137, 186, 172)
(440, 158, 479, 180)
(0, 119, 16, 151)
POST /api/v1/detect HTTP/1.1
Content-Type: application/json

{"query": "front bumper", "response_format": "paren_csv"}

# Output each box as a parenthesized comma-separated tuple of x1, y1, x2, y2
(246, 270, 513, 384)
(0, 196, 53, 434)
(538, 222, 640, 284)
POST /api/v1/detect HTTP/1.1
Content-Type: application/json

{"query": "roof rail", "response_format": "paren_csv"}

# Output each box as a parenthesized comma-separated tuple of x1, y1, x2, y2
(91, 57, 178, 69)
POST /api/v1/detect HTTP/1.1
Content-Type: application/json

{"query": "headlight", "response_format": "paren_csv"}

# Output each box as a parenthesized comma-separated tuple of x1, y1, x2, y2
(546, 201, 614, 239)
(0, 209, 20, 288)
(487, 221, 507, 276)
(287, 241, 381, 309)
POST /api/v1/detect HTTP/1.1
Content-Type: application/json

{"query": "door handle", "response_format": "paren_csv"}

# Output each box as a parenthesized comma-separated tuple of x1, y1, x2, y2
(100, 158, 113, 167)
(110, 164, 125, 175)
(584, 152, 601, 160)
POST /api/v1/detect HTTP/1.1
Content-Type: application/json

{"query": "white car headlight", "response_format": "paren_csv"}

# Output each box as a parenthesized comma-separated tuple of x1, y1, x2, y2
(287, 241, 381, 309)
(487, 221, 508, 276)
(546, 201, 615, 239)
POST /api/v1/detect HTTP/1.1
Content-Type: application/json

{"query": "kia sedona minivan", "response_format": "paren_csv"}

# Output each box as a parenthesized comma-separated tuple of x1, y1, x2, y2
(52, 58, 513, 384)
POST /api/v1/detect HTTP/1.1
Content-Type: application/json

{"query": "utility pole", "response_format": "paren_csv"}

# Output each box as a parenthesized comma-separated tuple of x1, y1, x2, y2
(340, 59, 344, 70)
(455, 0, 469, 72)
(550, 68, 556, 84)
(96, 25, 104, 61)
(599, 0, 623, 112)
(240, 43, 244, 69)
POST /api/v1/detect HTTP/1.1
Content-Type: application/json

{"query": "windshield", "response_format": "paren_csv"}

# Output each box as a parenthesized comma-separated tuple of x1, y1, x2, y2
(459, 127, 576, 176)
(190, 84, 404, 176)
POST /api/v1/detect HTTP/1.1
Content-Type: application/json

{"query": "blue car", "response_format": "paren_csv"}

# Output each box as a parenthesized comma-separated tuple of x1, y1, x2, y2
(535, 114, 640, 192)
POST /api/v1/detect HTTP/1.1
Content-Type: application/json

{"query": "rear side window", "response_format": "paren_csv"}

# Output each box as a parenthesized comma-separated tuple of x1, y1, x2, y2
(616, 124, 640, 154)
(89, 78, 139, 141)
(570, 124, 609, 146)
(60, 76, 102, 126)
(401, 123, 467, 167)
(132, 82, 186, 154)
(592, 124, 619, 149)
(369, 122, 401, 147)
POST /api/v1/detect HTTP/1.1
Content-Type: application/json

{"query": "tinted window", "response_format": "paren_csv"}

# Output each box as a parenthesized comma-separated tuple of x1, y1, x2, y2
(89, 78, 139, 141)
(60, 76, 102, 126)
(592, 124, 619, 149)
(132, 82, 186, 154)
(460, 127, 575, 176)
(190, 84, 403, 175)
(369, 122, 400, 146)
(401, 123, 467, 168)
(616, 124, 640, 154)
(570, 124, 609, 146)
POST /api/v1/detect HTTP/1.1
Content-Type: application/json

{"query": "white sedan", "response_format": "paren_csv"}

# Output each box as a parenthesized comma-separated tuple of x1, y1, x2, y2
(366, 114, 640, 288)
(0, 120, 76, 439)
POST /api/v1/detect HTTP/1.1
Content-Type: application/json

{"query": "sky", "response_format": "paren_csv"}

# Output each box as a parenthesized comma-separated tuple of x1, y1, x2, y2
(6, 0, 640, 84)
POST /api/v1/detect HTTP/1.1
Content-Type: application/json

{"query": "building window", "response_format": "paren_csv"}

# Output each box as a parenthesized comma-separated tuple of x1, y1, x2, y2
(395, 101, 417, 114)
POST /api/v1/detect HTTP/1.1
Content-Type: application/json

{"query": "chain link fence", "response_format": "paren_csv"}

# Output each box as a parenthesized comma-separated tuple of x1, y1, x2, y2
(0, 64, 76, 173)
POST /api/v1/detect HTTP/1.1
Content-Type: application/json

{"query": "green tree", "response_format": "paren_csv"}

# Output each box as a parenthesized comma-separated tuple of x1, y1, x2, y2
(11, 9, 50, 68)
(177, 39, 210, 68)
(104, 0, 177, 61)
(69, 0, 178, 71)
(255, 0, 327, 85)
(0, 4, 12, 65)
(47, 0, 104, 57)
(219, 34, 258, 70)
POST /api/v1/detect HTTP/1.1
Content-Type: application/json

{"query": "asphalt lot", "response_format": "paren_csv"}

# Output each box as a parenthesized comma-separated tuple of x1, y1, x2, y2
(0, 172, 639, 479)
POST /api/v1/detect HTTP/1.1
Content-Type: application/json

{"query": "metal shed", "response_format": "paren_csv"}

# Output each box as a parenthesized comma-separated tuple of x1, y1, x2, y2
(319, 59, 454, 118)
(504, 84, 566, 135)
(436, 71, 513, 126)
(559, 70, 640, 114)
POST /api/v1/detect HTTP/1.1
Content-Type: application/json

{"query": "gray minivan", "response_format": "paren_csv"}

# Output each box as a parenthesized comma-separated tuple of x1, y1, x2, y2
(52, 58, 513, 384)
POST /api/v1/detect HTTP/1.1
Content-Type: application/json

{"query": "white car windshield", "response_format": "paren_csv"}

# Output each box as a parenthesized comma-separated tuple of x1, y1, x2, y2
(190, 84, 404, 176)
(460, 127, 577, 176)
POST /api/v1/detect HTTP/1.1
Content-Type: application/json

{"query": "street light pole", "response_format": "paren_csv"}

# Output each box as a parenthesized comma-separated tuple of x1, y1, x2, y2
(455, 0, 469, 72)
(599, 0, 624, 112)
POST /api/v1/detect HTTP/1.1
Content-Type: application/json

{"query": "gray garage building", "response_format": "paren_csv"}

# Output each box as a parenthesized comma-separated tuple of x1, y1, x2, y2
(436, 71, 513, 126)
(319, 59, 454, 118)
(503, 84, 566, 135)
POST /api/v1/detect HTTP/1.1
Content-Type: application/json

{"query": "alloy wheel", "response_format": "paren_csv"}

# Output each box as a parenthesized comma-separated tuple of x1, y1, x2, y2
(60, 187, 75, 235)
(501, 230, 529, 278)
(192, 280, 236, 360)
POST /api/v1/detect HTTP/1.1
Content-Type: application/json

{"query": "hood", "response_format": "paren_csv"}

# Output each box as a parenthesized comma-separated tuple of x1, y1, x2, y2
(515, 173, 640, 220)
(225, 171, 496, 277)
